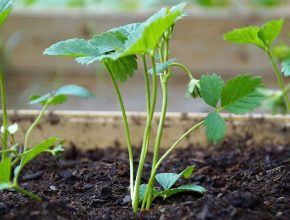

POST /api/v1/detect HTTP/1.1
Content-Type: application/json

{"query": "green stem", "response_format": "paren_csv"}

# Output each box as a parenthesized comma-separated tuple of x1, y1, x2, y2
(267, 51, 290, 112)
(105, 63, 135, 200)
(13, 184, 41, 201)
(132, 54, 158, 213)
(141, 120, 204, 206)
(170, 62, 194, 80)
(0, 68, 8, 161)
(142, 55, 151, 114)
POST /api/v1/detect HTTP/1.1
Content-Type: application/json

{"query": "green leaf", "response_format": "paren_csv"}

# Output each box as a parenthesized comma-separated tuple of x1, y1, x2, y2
(221, 74, 263, 114)
(14, 137, 61, 178)
(155, 184, 206, 200)
(155, 166, 195, 190)
(258, 88, 287, 114)
(148, 58, 176, 75)
(45, 144, 64, 156)
(29, 84, 94, 106)
(258, 19, 284, 48)
(199, 73, 224, 107)
(0, 157, 11, 184)
(139, 184, 159, 201)
(122, 3, 186, 56)
(272, 44, 290, 62)
(105, 55, 137, 82)
(185, 78, 201, 99)
(0, 0, 14, 28)
(204, 112, 226, 143)
(281, 59, 290, 77)
(0, 183, 12, 191)
(44, 38, 100, 58)
(224, 26, 266, 50)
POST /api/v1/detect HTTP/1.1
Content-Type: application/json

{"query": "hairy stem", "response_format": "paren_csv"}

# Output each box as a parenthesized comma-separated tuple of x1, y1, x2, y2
(141, 120, 204, 205)
(105, 63, 135, 200)
(267, 51, 290, 112)
(132, 54, 158, 213)
(0, 68, 8, 161)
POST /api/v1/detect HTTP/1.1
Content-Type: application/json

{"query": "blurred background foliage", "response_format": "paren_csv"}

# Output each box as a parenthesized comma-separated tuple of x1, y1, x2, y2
(15, 0, 288, 10)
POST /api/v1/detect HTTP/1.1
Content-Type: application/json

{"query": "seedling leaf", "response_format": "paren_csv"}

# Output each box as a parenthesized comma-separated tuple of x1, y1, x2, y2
(0, 0, 14, 28)
(148, 58, 176, 75)
(199, 73, 224, 107)
(224, 26, 266, 50)
(0, 157, 12, 184)
(155, 184, 206, 200)
(221, 74, 263, 114)
(14, 137, 61, 178)
(139, 184, 159, 201)
(258, 19, 284, 48)
(155, 166, 195, 190)
(204, 112, 226, 143)
(281, 59, 290, 77)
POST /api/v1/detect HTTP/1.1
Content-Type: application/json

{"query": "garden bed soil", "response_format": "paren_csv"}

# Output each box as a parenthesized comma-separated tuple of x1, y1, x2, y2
(0, 136, 289, 220)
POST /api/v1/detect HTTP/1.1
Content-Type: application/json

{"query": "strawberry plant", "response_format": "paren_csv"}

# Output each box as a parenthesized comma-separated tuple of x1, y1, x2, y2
(44, 3, 263, 212)
(0, 0, 94, 200)
(224, 19, 290, 113)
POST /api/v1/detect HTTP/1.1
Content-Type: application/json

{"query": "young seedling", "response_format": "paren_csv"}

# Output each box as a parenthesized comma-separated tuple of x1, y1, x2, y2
(224, 19, 290, 113)
(0, 1, 94, 200)
(44, 3, 263, 213)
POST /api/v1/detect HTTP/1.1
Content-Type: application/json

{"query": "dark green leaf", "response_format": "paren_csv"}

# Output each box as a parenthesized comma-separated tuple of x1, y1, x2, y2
(204, 112, 226, 143)
(258, 19, 284, 48)
(0, 0, 14, 28)
(185, 79, 200, 99)
(155, 184, 206, 200)
(221, 74, 263, 114)
(155, 166, 195, 190)
(148, 58, 176, 75)
(224, 26, 266, 50)
(199, 73, 224, 107)
(0, 157, 11, 183)
(281, 59, 290, 77)
(14, 137, 61, 178)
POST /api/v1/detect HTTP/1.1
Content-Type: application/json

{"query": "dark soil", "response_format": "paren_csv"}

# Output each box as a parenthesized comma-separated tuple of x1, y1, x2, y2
(0, 137, 289, 220)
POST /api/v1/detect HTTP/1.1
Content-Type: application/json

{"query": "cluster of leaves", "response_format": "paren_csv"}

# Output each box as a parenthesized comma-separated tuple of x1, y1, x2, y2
(224, 19, 290, 114)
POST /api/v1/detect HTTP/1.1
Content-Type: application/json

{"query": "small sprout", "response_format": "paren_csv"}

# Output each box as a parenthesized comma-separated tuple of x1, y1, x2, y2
(185, 78, 201, 99)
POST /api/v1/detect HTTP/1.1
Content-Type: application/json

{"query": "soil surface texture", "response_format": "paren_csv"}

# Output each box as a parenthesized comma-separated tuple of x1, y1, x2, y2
(0, 136, 289, 220)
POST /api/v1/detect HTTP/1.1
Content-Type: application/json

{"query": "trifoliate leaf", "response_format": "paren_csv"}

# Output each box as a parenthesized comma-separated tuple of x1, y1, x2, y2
(281, 59, 290, 77)
(258, 19, 284, 48)
(204, 112, 226, 143)
(185, 78, 200, 99)
(199, 73, 224, 107)
(221, 74, 263, 114)
(148, 58, 176, 75)
(154, 184, 206, 200)
(0, 0, 14, 28)
(224, 26, 266, 50)
(155, 166, 195, 190)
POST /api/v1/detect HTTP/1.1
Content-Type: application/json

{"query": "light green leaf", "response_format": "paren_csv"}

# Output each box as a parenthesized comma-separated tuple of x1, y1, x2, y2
(221, 74, 263, 114)
(29, 84, 94, 106)
(14, 137, 61, 178)
(185, 78, 200, 99)
(155, 184, 206, 200)
(0, 157, 11, 184)
(139, 184, 159, 201)
(155, 166, 195, 190)
(44, 38, 100, 58)
(122, 3, 186, 56)
(45, 144, 64, 156)
(199, 73, 224, 107)
(224, 26, 266, 50)
(0, 183, 12, 191)
(281, 59, 290, 77)
(0, 0, 14, 28)
(204, 112, 226, 143)
(148, 58, 176, 75)
(272, 44, 290, 62)
(105, 55, 137, 82)
(258, 19, 284, 48)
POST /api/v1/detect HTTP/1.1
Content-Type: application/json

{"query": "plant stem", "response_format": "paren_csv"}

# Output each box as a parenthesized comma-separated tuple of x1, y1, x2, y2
(13, 101, 49, 184)
(142, 55, 151, 114)
(141, 120, 204, 206)
(13, 184, 41, 201)
(105, 63, 135, 200)
(0, 67, 8, 161)
(170, 62, 194, 80)
(267, 51, 290, 112)
(132, 54, 158, 213)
